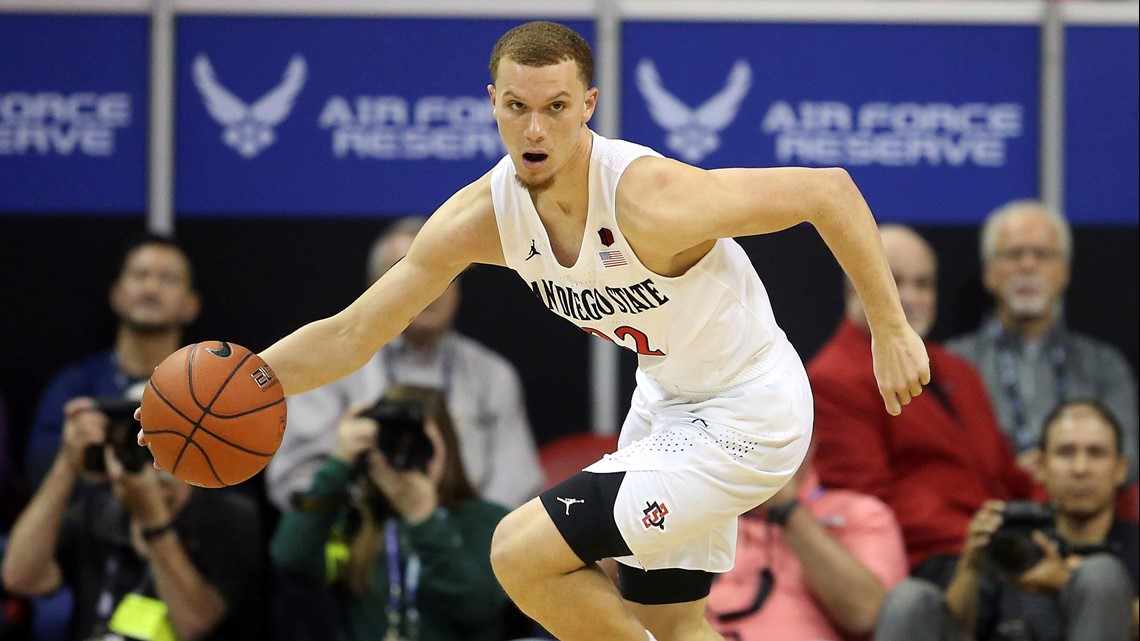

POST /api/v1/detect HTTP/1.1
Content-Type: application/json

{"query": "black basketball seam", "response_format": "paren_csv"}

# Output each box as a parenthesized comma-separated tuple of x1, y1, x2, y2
(182, 424, 279, 457)
(180, 438, 226, 487)
(208, 396, 285, 419)
(145, 380, 201, 432)
(171, 349, 254, 478)
(170, 342, 205, 476)
(184, 343, 206, 411)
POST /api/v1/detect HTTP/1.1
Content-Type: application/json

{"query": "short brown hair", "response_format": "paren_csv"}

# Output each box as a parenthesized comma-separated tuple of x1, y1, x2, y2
(489, 21, 594, 88)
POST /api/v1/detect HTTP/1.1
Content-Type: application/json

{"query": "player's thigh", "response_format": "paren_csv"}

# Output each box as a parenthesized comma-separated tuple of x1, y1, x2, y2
(627, 597, 720, 641)
(493, 497, 586, 576)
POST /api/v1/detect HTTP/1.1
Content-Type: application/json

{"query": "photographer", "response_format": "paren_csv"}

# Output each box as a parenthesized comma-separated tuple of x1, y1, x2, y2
(269, 385, 509, 641)
(0, 397, 265, 641)
(876, 399, 1138, 641)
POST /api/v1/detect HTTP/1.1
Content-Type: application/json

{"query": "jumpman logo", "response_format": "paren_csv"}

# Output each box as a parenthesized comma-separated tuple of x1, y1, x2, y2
(526, 240, 541, 261)
(557, 497, 585, 515)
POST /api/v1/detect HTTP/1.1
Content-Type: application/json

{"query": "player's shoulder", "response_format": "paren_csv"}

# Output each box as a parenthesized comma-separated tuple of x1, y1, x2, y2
(418, 171, 503, 268)
(593, 133, 663, 171)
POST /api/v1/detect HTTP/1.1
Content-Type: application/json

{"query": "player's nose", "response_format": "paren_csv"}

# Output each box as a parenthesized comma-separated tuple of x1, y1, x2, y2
(525, 114, 545, 140)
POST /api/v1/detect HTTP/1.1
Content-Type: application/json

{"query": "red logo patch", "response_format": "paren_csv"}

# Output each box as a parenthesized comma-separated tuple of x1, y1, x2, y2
(641, 501, 669, 530)
(598, 227, 615, 247)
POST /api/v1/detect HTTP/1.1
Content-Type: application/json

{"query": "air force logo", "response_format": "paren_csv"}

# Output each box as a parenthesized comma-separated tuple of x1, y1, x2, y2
(635, 58, 752, 163)
(192, 53, 308, 158)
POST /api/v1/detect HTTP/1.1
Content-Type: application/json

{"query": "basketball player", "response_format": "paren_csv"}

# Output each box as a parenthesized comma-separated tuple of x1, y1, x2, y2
(143, 21, 929, 641)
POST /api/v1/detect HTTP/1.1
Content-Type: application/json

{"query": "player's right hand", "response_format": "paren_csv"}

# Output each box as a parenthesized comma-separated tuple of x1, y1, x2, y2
(134, 407, 164, 470)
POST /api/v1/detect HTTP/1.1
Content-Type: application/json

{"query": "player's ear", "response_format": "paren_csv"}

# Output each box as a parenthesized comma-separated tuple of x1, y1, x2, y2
(582, 87, 598, 123)
(487, 84, 497, 106)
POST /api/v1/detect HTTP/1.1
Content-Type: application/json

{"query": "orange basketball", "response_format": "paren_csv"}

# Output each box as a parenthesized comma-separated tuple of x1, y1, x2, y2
(140, 341, 286, 488)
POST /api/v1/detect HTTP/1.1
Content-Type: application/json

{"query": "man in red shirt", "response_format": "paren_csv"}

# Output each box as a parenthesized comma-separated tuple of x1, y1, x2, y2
(809, 225, 1032, 587)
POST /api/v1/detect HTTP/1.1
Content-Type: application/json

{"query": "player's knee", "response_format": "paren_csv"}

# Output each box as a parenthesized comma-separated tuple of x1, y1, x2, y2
(490, 504, 538, 587)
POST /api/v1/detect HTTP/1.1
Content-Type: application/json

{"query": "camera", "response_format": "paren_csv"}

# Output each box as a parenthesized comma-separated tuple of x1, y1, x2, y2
(987, 501, 1056, 576)
(84, 396, 152, 474)
(357, 399, 433, 472)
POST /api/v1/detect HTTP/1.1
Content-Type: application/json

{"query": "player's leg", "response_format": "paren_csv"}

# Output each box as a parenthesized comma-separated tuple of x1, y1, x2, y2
(626, 599, 724, 641)
(491, 498, 650, 641)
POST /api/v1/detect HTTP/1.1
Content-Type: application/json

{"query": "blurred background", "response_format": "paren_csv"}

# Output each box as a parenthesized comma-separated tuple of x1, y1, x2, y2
(1, 0, 1136, 456)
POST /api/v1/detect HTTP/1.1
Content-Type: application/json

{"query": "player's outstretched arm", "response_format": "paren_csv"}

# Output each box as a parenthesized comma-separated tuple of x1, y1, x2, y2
(261, 176, 502, 398)
(619, 159, 929, 414)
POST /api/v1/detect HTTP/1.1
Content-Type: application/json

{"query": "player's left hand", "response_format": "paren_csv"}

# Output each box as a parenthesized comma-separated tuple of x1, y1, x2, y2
(871, 324, 931, 416)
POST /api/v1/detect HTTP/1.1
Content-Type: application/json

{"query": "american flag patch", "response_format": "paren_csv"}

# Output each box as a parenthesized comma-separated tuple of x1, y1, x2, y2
(598, 249, 627, 268)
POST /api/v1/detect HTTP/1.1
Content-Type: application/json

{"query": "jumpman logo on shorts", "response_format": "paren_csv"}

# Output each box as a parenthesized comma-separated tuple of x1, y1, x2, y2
(526, 240, 541, 261)
(557, 497, 584, 515)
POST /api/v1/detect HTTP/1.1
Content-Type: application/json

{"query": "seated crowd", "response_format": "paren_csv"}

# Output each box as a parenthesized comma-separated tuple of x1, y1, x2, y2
(1, 202, 1136, 641)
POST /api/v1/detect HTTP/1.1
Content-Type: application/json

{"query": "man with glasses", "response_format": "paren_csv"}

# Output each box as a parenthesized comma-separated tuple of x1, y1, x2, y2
(947, 201, 1138, 486)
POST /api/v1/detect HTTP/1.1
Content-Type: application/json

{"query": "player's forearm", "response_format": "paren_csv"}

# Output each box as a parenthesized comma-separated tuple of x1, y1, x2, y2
(809, 171, 907, 331)
(147, 533, 228, 641)
(783, 507, 887, 636)
(0, 458, 75, 594)
(260, 310, 386, 397)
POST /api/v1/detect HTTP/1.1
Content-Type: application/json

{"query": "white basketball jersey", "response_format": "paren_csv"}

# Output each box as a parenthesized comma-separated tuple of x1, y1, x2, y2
(491, 131, 793, 393)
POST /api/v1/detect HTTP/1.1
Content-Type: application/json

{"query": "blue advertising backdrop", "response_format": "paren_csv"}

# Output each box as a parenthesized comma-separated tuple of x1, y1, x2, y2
(175, 16, 593, 216)
(0, 14, 148, 213)
(620, 20, 1041, 224)
(1, 13, 1136, 226)
(1065, 24, 1139, 225)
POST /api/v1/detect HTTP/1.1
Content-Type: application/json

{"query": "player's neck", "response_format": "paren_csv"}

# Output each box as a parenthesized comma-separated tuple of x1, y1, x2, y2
(532, 128, 593, 217)
(115, 327, 183, 377)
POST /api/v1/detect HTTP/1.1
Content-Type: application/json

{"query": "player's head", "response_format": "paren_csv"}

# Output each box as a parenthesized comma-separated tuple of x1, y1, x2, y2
(367, 216, 460, 347)
(110, 233, 200, 334)
(1037, 399, 1126, 520)
(844, 225, 937, 338)
(487, 21, 598, 194)
(980, 200, 1071, 327)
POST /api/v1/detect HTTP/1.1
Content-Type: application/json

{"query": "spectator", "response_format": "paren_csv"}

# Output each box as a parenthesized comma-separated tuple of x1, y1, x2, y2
(946, 199, 1138, 483)
(706, 439, 908, 641)
(810, 225, 1033, 587)
(266, 215, 542, 512)
(24, 234, 200, 489)
(1, 397, 265, 641)
(1, 391, 20, 530)
(1, 390, 31, 641)
(876, 399, 1138, 641)
(270, 385, 509, 641)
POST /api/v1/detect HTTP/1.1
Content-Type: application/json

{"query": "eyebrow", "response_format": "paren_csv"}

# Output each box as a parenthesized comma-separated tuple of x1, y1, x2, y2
(501, 90, 572, 103)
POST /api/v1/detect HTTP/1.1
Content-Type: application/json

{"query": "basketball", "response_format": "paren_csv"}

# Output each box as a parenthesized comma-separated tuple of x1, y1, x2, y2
(140, 341, 286, 488)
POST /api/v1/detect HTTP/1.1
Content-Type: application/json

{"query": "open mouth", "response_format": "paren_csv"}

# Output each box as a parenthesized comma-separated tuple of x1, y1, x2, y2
(522, 152, 548, 167)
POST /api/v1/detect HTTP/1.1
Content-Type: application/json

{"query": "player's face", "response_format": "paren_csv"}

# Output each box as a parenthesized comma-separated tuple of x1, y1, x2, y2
(110, 245, 199, 333)
(488, 58, 597, 193)
(984, 210, 1070, 323)
(1039, 407, 1126, 519)
(883, 232, 937, 338)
